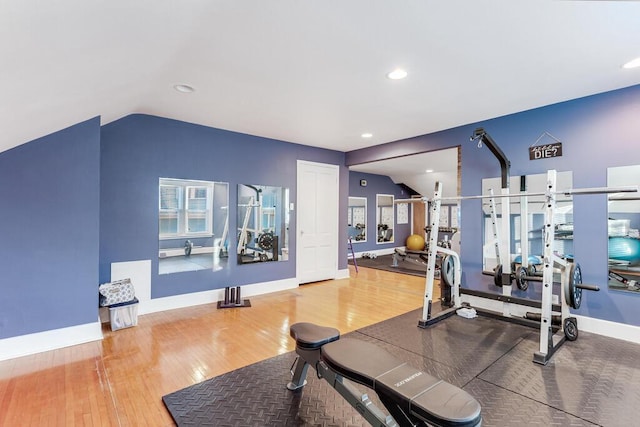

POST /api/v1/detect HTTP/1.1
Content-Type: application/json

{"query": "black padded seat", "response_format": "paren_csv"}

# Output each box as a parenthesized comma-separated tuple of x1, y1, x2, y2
(290, 322, 340, 349)
(321, 338, 481, 427)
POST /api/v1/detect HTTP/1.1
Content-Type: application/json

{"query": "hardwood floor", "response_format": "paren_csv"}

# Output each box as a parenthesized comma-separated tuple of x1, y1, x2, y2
(0, 266, 435, 426)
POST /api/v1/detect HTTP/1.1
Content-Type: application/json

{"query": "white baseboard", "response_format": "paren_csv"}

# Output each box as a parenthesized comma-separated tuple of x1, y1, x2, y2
(461, 293, 640, 344)
(139, 277, 299, 315)
(574, 314, 640, 345)
(336, 268, 350, 279)
(354, 246, 401, 258)
(0, 322, 103, 362)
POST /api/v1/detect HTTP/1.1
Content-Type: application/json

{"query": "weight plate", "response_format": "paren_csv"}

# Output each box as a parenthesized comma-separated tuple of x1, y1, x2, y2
(565, 263, 583, 309)
(441, 255, 455, 288)
(563, 317, 579, 341)
(516, 266, 529, 291)
(257, 232, 274, 250)
(494, 264, 503, 287)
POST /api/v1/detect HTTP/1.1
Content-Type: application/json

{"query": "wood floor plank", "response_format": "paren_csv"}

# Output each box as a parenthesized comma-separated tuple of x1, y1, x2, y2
(0, 266, 436, 425)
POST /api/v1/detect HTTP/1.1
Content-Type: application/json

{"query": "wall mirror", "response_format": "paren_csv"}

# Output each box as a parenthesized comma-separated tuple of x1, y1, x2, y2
(237, 184, 290, 264)
(158, 178, 229, 275)
(481, 171, 573, 274)
(348, 197, 367, 243)
(607, 165, 640, 293)
(376, 194, 394, 244)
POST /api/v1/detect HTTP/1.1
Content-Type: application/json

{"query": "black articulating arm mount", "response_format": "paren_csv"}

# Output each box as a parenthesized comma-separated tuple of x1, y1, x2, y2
(471, 128, 511, 190)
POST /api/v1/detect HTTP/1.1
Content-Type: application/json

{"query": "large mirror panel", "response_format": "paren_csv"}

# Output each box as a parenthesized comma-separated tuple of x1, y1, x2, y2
(237, 184, 290, 264)
(348, 197, 367, 243)
(607, 165, 640, 293)
(482, 172, 573, 274)
(376, 194, 394, 244)
(159, 178, 229, 275)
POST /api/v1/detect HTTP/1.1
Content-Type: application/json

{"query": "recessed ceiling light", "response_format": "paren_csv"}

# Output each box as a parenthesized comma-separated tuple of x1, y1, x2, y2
(425, 169, 434, 173)
(387, 68, 408, 80)
(622, 57, 640, 69)
(174, 84, 195, 93)
(361, 133, 373, 138)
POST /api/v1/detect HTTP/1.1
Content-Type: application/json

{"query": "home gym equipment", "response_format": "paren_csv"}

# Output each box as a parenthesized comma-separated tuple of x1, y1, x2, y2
(286, 322, 482, 427)
(398, 168, 636, 364)
(406, 233, 426, 251)
(217, 286, 251, 309)
(237, 189, 280, 264)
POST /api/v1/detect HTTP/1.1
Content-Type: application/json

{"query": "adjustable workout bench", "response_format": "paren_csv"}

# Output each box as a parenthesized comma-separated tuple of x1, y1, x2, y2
(287, 323, 482, 427)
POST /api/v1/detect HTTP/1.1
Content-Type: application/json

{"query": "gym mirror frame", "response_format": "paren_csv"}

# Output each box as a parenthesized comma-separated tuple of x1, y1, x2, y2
(237, 184, 290, 265)
(607, 164, 640, 294)
(158, 178, 230, 275)
(348, 196, 367, 243)
(376, 194, 394, 244)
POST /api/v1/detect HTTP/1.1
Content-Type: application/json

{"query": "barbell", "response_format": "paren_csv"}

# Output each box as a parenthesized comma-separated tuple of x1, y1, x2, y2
(396, 184, 637, 205)
(489, 262, 598, 309)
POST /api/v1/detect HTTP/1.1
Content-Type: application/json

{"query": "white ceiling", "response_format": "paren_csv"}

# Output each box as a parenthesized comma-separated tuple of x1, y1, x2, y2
(2, 1, 640, 155)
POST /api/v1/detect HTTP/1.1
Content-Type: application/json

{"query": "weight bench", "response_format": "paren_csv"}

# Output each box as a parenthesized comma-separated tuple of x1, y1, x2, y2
(286, 323, 482, 427)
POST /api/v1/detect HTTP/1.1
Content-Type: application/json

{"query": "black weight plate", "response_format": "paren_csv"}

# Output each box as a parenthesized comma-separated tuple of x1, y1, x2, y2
(564, 317, 579, 341)
(494, 264, 503, 287)
(570, 263, 583, 309)
(516, 266, 529, 291)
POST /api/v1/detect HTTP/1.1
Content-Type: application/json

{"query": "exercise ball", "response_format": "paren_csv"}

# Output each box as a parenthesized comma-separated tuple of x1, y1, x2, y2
(609, 237, 640, 262)
(406, 234, 425, 251)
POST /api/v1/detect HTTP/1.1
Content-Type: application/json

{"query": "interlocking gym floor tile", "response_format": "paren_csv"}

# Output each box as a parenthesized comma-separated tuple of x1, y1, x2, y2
(163, 351, 372, 426)
(163, 311, 640, 426)
(478, 331, 640, 427)
(357, 308, 533, 376)
(345, 331, 477, 388)
(464, 378, 597, 426)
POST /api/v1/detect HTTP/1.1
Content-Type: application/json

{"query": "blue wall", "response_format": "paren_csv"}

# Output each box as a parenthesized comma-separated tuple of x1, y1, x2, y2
(346, 84, 640, 326)
(100, 114, 347, 299)
(348, 171, 412, 253)
(0, 118, 101, 339)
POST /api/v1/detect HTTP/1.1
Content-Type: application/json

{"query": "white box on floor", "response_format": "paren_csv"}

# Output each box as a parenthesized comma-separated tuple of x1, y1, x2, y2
(109, 298, 139, 331)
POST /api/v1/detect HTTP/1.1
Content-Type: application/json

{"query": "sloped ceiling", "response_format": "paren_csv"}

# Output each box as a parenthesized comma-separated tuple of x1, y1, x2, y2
(349, 148, 459, 198)
(1, 1, 640, 155)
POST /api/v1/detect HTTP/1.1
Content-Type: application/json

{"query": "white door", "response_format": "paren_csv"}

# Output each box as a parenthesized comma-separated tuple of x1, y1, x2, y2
(297, 160, 339, 284)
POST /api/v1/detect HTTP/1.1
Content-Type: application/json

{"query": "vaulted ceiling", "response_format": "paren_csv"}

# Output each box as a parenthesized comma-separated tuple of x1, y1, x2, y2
(2, 1, 640, 155)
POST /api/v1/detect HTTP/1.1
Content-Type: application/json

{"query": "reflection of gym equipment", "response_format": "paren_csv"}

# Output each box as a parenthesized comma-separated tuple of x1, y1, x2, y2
(399, 169, 636, 364)
(608, 269, 640, 291)
(287, 322, 482, 427)
(237, 191, 279, 264)
(377, 223, 393, 242)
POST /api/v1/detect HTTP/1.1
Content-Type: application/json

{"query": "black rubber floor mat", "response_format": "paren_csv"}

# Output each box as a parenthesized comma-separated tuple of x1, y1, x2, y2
(162, 352, 371, 426)
(349, 254, 426, 277)
(479, 331, 640, 426)
(357, 309, 533, 377)
(464, 378, 597, 426)
(163, 310, 640, 427)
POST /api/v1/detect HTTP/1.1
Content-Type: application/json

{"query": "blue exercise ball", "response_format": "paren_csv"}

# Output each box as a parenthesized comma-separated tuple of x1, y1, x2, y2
(609, 237, 640, 262)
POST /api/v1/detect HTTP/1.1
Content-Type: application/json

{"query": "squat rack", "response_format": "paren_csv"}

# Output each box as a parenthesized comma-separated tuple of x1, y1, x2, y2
(398, 169, 637, 364)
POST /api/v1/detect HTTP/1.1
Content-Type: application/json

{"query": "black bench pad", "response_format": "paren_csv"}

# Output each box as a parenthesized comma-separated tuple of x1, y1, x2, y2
(290, 322, 340, 349)
(321, 338, 481, 426)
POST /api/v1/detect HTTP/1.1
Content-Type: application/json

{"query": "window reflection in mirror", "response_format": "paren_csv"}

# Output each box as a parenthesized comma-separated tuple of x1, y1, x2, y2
(376, 194, 394, 244)
(607, 165, 640, 293)
(158, 178, 229, 275)
(348, 197, 367, 243)
(237, 184, 290, 264)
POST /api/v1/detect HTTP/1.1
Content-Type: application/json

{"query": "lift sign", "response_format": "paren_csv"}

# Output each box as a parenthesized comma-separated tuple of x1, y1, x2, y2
(529, 142, 562, 160)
